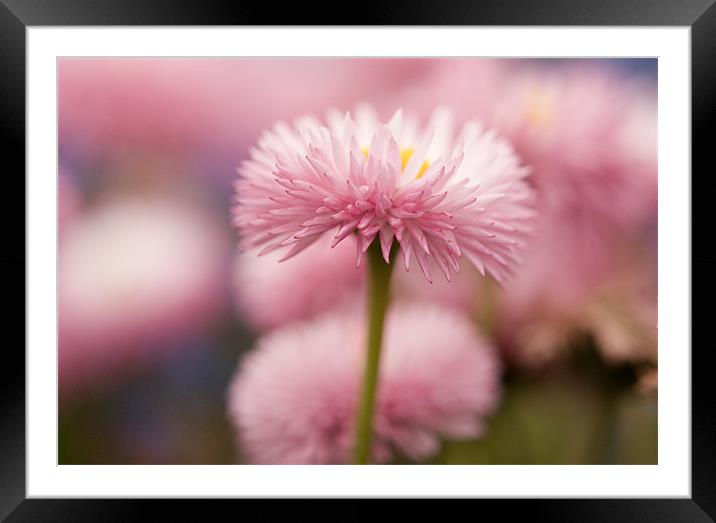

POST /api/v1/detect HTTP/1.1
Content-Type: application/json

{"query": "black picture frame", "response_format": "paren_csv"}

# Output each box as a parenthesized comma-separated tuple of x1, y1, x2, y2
(2, 1, 710, 520)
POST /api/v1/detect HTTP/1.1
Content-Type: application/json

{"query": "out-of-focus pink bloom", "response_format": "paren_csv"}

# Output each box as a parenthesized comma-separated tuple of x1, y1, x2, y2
(391, 258, 481, 313)
(58, 59, 430, 159)
(228, 304, 501, 464)
(581, 252, 657, 365)
(233, 105, 535, 283)
(59, 198, 228, 392)
(232, 228, 481, 331)
(501, 212, 613, 319)
(614, 90, 658, 176)
(490, 65, 658, 234)
(473, 64, 659, 367)
(497, 223, 657, 367)
(232, 231, 364, 330)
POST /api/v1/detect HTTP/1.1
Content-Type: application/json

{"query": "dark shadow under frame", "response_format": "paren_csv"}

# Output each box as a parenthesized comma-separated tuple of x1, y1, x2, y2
(0, 0, 711, 520)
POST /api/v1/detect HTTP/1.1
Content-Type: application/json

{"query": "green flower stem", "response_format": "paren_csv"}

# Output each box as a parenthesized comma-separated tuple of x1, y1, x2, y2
(353, 241, 394, 464)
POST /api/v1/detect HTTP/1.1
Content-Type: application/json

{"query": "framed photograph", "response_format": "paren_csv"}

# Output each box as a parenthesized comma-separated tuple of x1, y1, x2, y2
(3, 0, 709, 519)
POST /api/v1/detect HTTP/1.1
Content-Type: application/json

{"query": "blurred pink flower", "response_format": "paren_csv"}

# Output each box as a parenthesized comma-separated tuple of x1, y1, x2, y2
(391, 258, 481, 313)
(582, 251, 657, 365)
(497, 220, 657, 367)
(490, 64, 657, 234)
(228, 304, 501, 464)
(233, 231, 364, 330)
(232, 228, 482, 331)
(233, 105, 535, 283)
(58, 59, 430, 159)
(59, 198, 228, 392)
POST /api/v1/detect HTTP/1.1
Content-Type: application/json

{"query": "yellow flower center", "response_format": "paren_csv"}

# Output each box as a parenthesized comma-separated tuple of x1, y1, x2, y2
(361, 147, 430, 179)
(524, 88, 556, 127)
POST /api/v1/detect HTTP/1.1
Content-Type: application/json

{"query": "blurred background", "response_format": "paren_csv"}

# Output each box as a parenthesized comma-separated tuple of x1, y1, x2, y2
(58, 58, 657, 464)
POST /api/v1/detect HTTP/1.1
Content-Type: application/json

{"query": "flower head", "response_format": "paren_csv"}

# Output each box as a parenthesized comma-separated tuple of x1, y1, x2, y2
(491, 65, 657, 233)
(497, 214, 657, 367)
(233, 105, 535, 283)
(59, 198, 228, 392)
(227, 304, 501, 464)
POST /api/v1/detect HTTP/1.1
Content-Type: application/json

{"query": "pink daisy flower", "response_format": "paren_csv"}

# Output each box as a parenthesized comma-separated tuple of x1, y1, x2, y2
(232, 231, 364, 330)
(227, 304, 501, 464)
(497, 216, 657, 367)
(233, 105, 535, 283)
(59, 198, 228, 392)
(490, 64, 657, 233)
